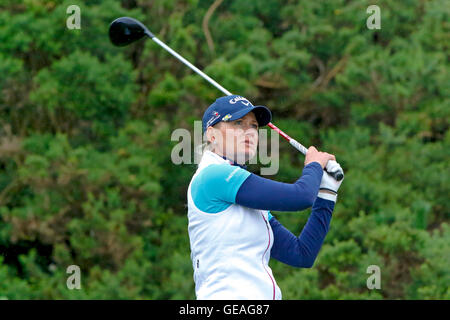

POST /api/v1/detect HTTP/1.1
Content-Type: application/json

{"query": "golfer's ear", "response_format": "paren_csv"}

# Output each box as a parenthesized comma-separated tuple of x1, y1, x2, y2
(206, 126, 215, 143)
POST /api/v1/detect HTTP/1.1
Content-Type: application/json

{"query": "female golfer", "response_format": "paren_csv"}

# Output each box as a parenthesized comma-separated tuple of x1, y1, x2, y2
(187, 95, 344, 300)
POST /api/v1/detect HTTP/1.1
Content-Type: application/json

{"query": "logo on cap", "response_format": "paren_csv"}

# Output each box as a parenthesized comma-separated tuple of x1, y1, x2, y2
(206, 111, 221, 128)
(229, 96, 253, 107)
(222, 114, 232, 121)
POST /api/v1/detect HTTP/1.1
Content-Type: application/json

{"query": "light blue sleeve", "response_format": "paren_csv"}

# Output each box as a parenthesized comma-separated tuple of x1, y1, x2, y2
(191, 164, 251, 213)
(268, 211, 274, 221)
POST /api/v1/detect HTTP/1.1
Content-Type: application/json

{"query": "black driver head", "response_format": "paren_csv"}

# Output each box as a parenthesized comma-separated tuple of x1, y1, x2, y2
(109, 17, 154, 47)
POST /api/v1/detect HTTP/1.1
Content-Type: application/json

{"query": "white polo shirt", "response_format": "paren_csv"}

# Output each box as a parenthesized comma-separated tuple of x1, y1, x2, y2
(187, 150, 282, 300)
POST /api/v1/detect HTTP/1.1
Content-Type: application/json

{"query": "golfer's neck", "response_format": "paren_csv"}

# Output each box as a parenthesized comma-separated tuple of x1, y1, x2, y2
(213, 150, 245, 166)
(214, 150, 233, 162)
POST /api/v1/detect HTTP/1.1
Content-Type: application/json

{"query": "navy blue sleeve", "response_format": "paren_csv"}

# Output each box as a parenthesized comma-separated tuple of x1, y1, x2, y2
(269, 197, 334, 268)
(235, 162, 323, 211)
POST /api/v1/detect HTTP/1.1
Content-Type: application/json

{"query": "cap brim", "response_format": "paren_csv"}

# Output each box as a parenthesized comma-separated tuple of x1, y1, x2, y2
(227, 105, 272, 127)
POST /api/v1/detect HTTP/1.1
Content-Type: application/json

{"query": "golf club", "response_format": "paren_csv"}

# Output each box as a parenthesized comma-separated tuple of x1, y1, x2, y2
(109, 17, 344, 181)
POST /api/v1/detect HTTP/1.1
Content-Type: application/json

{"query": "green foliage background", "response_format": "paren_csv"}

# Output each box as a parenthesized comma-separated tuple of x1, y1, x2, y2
(0, 0, 448, 299)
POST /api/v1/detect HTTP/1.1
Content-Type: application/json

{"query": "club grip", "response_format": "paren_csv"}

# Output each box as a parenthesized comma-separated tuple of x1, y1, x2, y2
(289, 138, 308, 155)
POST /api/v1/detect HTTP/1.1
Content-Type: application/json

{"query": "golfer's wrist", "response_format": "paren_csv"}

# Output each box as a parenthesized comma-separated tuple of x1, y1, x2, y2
(318, 189, 337, 202)
(319, 189, 335, 195)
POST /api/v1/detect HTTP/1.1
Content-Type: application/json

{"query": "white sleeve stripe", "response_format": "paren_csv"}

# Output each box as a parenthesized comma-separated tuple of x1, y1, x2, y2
(317, 192, 337, 202)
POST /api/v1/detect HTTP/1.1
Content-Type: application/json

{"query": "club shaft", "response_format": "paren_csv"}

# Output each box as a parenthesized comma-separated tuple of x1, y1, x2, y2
(151, 37, 232, 96)
(267, 123, 308, 155)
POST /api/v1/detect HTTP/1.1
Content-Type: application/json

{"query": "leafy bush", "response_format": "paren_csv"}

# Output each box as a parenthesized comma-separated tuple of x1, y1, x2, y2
(0, 0, 448, 299)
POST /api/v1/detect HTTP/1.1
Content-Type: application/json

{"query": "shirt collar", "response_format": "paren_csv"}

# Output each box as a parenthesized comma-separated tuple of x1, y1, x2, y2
(220, 155, 248, 170)
(199, 151, 248, 170)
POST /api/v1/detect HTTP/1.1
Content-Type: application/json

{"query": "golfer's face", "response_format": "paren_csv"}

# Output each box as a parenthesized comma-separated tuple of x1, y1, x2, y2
(215, 112, 259, 163)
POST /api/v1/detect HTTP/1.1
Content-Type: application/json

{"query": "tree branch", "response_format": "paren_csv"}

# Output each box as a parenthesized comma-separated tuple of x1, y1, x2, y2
(202, 0, 224, 55)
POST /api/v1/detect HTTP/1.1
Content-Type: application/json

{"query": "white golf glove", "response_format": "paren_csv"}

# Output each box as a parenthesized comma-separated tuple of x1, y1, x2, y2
(318, 160, 344, 203)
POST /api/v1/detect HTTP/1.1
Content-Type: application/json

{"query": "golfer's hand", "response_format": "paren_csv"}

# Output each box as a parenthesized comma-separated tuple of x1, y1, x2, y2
(304, 146, 336, 169)
(318, 166, 344, 202)
(320, 165, 344, 194)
